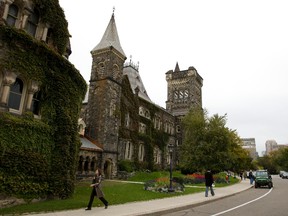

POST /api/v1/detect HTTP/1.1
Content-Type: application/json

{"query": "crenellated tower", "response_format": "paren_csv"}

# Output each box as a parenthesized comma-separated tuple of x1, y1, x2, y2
(166, 63, 203, 117)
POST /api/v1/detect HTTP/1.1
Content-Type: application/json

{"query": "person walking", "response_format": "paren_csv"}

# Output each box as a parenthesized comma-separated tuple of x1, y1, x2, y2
(248, 170, 254, 185)
(85, 168, 109, 210)
(205, 169, 215, 197)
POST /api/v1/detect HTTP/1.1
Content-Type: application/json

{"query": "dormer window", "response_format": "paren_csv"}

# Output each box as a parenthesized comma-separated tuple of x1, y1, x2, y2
(7, 4, 19, 27)
(26, 9, 39, 37)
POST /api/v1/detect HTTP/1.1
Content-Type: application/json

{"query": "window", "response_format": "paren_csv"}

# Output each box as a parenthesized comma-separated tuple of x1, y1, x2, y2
(174, 91, 178, 99)
(8, 78, 24, 111)
(125, 113, 130, 128)
(45, 28, 52, 43)
(125, 141, 133, 160)
(138, 143, 144, 161)
(184, 90, 189, 99)
(32, 90, 41, 115)
(7, 4, 19, 27)
(26, 9, 39, 36)
(154, 147, 161, 164)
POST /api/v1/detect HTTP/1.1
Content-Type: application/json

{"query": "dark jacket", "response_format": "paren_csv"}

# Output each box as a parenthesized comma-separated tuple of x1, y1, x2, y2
(205, 171, 214, 186)
(92, 175, 105, 198)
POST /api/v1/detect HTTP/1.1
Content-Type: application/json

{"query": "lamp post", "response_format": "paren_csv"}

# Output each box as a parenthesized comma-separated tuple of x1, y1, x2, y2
(168, 144, 174, 192)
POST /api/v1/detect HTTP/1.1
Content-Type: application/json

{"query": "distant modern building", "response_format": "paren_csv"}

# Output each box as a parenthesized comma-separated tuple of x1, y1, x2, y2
(265, 140, 278, 155)
(241, 138, 257, 160)
(265, 140, 288, 155)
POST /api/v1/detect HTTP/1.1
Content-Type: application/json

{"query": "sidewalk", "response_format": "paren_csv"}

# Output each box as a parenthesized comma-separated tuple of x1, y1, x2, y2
(32, 180, 252, 216)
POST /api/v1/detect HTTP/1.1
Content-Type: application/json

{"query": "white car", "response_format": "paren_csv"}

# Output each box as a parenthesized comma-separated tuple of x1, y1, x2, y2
(281, 171, 288, 179)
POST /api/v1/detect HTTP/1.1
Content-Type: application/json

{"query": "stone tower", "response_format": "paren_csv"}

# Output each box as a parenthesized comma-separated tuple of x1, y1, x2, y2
(166, 63, 203, 117)
(86, 13, 126, 177)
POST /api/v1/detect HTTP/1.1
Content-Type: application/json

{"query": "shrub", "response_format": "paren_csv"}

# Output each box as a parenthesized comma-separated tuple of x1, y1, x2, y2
(118, 160, 134, 172)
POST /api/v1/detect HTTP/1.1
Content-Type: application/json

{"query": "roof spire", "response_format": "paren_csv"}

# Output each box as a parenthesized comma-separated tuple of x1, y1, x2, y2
(91, 11, 126, 57)
(174, 62, 180, 72)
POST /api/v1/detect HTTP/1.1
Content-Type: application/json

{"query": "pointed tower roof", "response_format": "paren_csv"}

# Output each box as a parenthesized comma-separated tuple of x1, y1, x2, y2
(174, 62, 180, 72)
(91, 13, 126, 57)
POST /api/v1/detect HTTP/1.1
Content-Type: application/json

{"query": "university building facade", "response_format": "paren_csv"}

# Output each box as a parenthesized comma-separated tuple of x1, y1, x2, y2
(78, 13, 203, 178)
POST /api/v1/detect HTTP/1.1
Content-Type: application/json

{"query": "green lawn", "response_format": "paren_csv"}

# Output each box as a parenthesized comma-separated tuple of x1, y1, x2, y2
(0, 171, 237, 215)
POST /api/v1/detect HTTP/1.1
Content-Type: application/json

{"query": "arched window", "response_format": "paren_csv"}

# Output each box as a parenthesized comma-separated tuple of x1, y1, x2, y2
(32, 90, 41, 115)
(138, 143, 144, 161)
(26, 9, 39, 36)
(125, 141, 133, 160)
(8, 78, 24, 111)
(7, 4, 19, 27)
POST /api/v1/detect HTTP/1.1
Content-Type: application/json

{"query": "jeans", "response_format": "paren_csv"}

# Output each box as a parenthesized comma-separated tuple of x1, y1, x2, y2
(205, 186, 215, 197)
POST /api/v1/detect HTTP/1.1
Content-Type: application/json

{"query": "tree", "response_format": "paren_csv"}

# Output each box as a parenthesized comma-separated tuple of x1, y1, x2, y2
(271, 148, 288, 172)
(257, 155, 278, 174)
(179, 108, 252, 173)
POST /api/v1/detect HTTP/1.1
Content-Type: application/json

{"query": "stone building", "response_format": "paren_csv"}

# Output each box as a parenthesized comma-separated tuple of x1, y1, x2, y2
(79, 12, 203, 178)
(0, 0, 86, 198)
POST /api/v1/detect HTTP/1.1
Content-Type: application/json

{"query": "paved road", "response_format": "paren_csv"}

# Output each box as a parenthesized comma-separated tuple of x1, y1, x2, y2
(163, 175, 288, 216)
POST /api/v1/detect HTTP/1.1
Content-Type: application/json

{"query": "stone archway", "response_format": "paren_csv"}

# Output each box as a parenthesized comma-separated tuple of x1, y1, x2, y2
(84, 156, 90, 174)
(104, 159, 112, 179)
(78, 156, 84, 174)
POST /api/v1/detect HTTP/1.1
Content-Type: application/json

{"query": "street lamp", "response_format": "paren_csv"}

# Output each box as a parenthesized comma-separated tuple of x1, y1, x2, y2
(168, 144, 174, 192)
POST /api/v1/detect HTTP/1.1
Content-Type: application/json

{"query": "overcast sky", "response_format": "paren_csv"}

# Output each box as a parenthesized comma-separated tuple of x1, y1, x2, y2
(59, 0, 288, 155)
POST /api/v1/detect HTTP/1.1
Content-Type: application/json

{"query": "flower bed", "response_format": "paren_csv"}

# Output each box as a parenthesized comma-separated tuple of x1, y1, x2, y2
(144, 177, 184, 193)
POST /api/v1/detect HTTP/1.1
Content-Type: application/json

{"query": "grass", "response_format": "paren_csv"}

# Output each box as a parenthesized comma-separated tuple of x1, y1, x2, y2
(0, 171, 238, 215)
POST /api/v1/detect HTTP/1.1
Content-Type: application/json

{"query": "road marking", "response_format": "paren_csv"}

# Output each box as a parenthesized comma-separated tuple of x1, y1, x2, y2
(211, 188, 273, 216)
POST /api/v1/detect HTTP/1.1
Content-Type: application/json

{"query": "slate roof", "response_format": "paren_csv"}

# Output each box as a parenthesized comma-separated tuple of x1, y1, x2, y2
(91, 13, 126, 57)
(80, 137, 102, 151)
(123, 62, 151, 102)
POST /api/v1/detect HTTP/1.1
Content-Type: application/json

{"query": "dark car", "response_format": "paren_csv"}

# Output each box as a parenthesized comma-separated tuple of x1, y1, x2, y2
(254, 170, 273, 189)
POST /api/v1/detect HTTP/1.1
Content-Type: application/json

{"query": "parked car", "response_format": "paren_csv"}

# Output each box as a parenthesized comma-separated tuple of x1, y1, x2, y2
(281, 171, 288, 179)
(279, 170, 285, 177)
(255, 170, 273, 189)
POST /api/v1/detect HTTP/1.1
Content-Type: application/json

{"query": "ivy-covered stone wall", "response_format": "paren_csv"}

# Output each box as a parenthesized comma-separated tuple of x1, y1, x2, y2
(0, 12, 87, 199)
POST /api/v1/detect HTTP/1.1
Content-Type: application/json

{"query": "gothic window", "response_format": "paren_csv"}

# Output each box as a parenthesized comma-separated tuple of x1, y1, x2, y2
(139, 123, 146, 134)
(174, 91, 178, 100)
(125, 141, 133, 160)
(164, 121, 168, 133)
(125, 113, 130, 128)
(139, 106, 144, 116)
(32, 90, 41, 115)
(184, 90, 189, 99)
(154, 147, 161, 164)
(144, 110, 150, 119)
(8, 78, 24, 112)
(157, 118, 161, 130)
(26, 9, 39, 37)
(138, 143, 144, 161)
(7, 4, 19, 27)
(179, 90, 183, 99)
